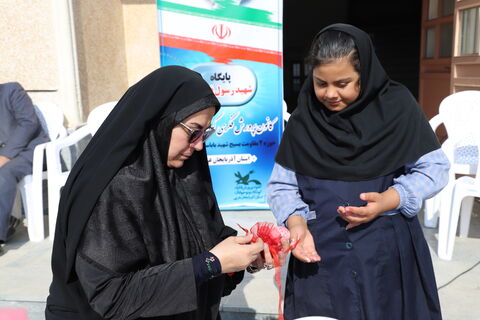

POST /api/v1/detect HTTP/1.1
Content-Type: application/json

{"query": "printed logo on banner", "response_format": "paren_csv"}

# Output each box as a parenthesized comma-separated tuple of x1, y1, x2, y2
(235, 171, 260, 185)
(212, 24, 231, 40)
(234, 171, 262, 201)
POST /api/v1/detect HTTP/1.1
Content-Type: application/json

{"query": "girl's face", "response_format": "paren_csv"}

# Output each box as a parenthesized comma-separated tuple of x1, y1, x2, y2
(167, 106, 216, 168)
(312, 58, 360, 112)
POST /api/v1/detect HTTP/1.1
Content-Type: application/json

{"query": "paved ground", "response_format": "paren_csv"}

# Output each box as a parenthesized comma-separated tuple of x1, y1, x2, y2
(1, 209, 479, 320)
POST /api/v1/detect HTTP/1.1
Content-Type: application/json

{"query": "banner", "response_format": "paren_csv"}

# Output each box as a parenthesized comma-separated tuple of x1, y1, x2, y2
(157, 0, 283, 209)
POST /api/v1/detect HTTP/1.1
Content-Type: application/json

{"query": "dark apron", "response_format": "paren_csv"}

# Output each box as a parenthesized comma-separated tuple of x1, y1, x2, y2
(284, 172, 442, 320)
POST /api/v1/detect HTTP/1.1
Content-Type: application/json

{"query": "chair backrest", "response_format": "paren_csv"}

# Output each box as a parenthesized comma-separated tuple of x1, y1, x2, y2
(86, 101, 117, 136)
(439, 91, 480, 167)
(440, 90, 480, 145)
(472, 128, 480, 185)
(34, 102, 67, 141)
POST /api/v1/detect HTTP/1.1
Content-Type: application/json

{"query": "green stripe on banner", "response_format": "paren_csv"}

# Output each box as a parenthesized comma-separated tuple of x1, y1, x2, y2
(157, 0, 281, 29)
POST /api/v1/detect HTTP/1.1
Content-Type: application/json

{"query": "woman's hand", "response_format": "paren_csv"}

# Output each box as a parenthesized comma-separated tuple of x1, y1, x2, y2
(337, 188, 400, 230)
(210, 234, 264, 273)
(249, 237, 290, 270)
(287, 215, 321, 263)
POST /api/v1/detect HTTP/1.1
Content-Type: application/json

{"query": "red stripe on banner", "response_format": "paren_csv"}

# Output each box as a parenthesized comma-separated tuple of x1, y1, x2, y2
(159, 33, 282, 67)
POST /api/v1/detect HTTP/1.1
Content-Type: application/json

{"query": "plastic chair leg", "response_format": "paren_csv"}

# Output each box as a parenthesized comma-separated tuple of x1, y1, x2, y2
(437, 203, 450, 260)
(20, 177, 45, 242)
(459, 196, 474, 237)
(18, 175, 44, 242)
(17, 177, 29, 212)
(47, 182, 61, 241)
(438, 192, 463, 260)
(27, 144, 47, 242)
(423, 196, 439, 228)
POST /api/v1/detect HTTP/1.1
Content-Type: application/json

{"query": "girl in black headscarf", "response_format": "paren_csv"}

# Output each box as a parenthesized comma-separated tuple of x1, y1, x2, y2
(46, 66, 270, 320)
(268, 24, 449, 319)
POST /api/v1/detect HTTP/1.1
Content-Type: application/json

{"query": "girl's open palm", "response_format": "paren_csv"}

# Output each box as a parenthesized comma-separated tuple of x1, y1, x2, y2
(287, 216, 321, 263)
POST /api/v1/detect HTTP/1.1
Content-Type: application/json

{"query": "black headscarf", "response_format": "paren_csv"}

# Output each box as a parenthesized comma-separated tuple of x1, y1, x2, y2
(276, 24, 440, 181)
(50, 65, 225, 284)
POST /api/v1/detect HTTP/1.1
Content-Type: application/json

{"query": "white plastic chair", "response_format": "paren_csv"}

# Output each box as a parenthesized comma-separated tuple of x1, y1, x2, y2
(437, 128, 480, 260)
(45, 101, 117, 240)
(423, 90, 480, 228)
(17, 102, 67, 241)
(295, 317, 337, 320)
(283, 100, 290, 122)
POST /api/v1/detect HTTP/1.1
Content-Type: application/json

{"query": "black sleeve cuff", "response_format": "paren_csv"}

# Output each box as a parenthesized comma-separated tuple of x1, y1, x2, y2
(192, 251, 222, 284)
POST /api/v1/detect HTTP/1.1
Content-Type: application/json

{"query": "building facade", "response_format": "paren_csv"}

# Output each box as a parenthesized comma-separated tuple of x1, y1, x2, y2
(0, 0, 159, 127)
(0, 0, 479, 127)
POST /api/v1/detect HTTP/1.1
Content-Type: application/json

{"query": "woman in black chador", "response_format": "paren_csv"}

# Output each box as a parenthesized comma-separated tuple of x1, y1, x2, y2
(268, 24, 449, 319)
(46, 66, 267, 320)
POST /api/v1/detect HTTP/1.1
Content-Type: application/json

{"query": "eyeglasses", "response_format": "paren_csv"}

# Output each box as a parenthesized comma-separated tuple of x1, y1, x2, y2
(179, 122, 215, 144)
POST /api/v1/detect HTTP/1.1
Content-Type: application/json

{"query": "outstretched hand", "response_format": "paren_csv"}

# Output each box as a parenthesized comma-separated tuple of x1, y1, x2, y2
(286, 215, 321, 263)
(337, 188, 400, 230)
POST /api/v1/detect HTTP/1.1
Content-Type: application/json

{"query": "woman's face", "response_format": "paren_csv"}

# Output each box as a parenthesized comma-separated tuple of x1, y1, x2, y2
(312, 58, 360, 112)
(167, 106, 216, 168)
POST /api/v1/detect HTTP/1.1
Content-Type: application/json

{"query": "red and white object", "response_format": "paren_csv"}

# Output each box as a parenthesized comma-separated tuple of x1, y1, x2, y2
(238, 222, 298, 320)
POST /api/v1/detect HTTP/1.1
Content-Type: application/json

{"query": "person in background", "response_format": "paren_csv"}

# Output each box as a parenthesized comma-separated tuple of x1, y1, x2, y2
(0, 82, 49, 255)
(46, 66, 277, 320)
(268, 24, 449, 320)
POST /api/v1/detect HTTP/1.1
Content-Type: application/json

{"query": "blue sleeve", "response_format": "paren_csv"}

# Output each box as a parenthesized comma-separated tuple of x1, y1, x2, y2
(2, 82, 41, 159)
(267, 162, 315, 226)
(390, 148, 450, 217)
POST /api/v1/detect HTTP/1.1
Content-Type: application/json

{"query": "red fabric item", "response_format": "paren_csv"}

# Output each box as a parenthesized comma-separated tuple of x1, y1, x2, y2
(238, 222, 298, 320)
